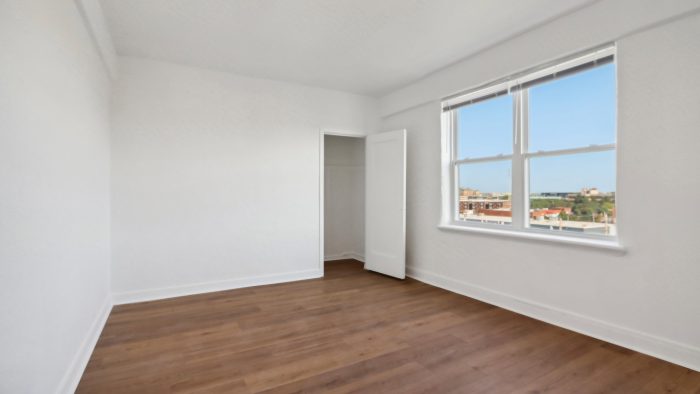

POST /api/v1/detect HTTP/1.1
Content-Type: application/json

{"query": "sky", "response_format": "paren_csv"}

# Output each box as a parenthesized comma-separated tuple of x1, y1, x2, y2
(457, 63, 616, 194)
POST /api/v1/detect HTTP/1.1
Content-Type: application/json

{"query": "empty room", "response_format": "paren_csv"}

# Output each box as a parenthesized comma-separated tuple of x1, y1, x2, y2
(2, 0, 700, 392)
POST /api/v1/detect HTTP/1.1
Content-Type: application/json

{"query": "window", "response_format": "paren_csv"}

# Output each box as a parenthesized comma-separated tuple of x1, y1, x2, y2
(441, 46, 618, 245)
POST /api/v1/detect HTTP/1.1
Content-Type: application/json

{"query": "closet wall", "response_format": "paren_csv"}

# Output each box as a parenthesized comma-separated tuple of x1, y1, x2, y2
(324, 135, 365, 261)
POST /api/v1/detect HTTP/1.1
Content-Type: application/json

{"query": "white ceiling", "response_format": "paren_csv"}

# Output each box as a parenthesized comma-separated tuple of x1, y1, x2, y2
(99, 0, 597, 96)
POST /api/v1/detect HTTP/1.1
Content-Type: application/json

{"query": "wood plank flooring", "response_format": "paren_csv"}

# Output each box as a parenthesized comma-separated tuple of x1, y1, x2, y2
(78, 260, 700, 393)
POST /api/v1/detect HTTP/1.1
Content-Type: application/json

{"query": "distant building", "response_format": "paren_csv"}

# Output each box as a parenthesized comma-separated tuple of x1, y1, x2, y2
(479, 209, 512, 217)
(581, 187, 600, 196)
(460, 188, 481, 198)
(537, 192, 571, 198)
(459, 197, 511, 216)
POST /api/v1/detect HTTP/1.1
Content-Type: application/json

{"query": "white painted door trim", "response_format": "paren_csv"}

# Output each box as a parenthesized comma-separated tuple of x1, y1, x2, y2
(319, 129, 368, 277)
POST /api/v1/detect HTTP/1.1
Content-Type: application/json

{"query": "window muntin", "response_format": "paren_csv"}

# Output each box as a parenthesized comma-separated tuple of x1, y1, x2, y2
(443, 46, 617, 240)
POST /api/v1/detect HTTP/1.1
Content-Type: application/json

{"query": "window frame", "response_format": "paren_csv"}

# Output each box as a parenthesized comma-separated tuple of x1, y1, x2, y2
(439, 45, 623, 251)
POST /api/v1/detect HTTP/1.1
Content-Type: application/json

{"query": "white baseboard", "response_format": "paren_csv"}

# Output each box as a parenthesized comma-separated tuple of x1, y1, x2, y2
(57, 296, 113, 394)
(324, 251, 365, 262)
(407, 266, 700, 372)
(113, 269, 323, 305)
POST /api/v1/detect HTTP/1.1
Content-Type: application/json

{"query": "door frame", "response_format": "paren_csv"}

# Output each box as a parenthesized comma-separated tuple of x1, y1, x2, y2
(319, 129, 368, 277)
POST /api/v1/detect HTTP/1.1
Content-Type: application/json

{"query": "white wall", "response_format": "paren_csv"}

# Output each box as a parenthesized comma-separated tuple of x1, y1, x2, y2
(74, 0, 118, 78)
(111, 57, 378, 303)
(379, 9, 700, 370)
(324, 135, 365, 261)
(381, 0, 700, 117)
(0, 1, 113, 393)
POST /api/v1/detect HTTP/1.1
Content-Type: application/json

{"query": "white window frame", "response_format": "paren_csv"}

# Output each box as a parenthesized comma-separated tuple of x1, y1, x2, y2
(438, 45, 624, 251)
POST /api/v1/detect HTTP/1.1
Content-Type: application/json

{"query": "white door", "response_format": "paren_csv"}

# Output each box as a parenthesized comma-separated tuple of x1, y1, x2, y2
(364, 129, 406, 279)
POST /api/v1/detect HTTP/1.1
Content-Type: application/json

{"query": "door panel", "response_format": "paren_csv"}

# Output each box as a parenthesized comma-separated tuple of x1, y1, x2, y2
(364, 129, 406, 279)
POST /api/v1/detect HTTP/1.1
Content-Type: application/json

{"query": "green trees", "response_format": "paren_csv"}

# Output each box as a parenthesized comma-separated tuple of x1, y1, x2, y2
(530, 198, 573, 210)
(531, 195, 614, 222)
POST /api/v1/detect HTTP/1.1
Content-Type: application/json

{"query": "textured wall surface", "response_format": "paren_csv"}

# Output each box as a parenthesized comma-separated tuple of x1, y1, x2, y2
(380, 12, 700, 370)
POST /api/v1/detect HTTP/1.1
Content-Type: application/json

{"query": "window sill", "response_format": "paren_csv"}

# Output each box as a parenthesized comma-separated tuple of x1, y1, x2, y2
(437, 223, 625, 253)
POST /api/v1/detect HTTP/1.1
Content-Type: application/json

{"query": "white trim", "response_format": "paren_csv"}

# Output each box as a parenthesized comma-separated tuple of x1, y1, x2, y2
(442, 45, 614, 110)
(321, 128, 369, 138)
(440, 111, 455, 225)
(407, 266, 700, 372)
(319, 132, 325, 276)
(442, 82, 509, 110)
(324, 252, 365, 263)
(57, 296, 112, 394)
(511, 90, 526, 228)
(347, 252, 365, 262)
(442, 50, 619, 248)
(319, 129, 368, 278)
(438, 223, 624, 252)
(113, 269, 322, 305)
(454, 154, 513, 165)
(508, 45, 614, 90)
(523, 143, 615, 159)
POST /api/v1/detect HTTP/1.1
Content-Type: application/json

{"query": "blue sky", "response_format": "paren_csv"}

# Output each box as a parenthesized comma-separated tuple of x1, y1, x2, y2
(457, 63, 616, 194)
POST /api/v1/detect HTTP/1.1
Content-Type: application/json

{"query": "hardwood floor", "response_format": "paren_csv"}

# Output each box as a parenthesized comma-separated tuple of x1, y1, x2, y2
(78, 260, 700, 393)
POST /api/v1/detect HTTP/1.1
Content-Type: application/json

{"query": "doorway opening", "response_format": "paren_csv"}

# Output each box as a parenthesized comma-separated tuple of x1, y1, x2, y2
(320, 132, 366, 276)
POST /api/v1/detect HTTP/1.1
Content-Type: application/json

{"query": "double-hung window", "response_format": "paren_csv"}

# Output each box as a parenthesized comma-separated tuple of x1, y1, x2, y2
(440, 46, 619, 247)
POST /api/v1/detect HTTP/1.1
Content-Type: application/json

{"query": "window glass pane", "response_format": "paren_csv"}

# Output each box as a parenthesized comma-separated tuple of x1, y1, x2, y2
(457, 161, 511, 225)
(528, 150, 616, 236)
(529, 63, 616, 152)
(457, 94, 513, 159)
